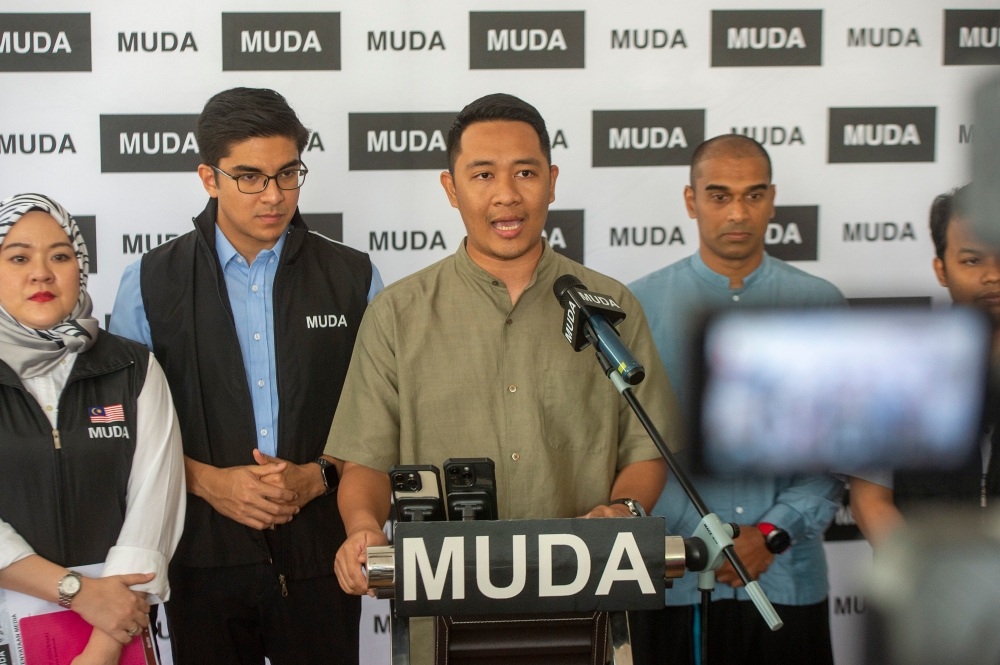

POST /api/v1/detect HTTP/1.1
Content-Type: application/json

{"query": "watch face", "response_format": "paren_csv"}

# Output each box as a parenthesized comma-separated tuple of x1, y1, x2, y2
(768, 531, 791, 553)
(61, 575, 81, 596)
(322, 463, 339, 491)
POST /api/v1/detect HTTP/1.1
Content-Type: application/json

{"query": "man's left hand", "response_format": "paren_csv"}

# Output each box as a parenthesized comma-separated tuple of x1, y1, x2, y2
(253, 450, 325, 509)
(580, 503, 633, 518)
(714, 525, 775, 587)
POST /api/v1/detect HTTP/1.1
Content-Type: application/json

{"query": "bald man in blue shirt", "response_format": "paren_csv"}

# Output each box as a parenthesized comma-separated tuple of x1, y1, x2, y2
(629, 135, 844, 665)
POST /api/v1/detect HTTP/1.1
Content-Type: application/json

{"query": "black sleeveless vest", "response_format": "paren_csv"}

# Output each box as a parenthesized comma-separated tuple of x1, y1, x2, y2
(894, 394, 1000, 512)
(140, 199, 371, 579)
(0, 331, 148, 567)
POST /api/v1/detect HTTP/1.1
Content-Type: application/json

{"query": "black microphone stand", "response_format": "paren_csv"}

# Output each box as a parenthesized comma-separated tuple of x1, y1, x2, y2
(591, 336, 783, 665)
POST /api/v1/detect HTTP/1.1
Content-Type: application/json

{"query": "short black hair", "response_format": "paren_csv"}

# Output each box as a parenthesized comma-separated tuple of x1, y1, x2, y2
(446, 93, 550, 172)
(930, 184, 971, 261)
(197, 87, 309, 167)
(690, 134, 772, 186)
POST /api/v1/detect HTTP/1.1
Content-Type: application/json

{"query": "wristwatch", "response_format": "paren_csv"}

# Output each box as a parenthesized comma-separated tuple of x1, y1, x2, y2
(758, 523, 791, 554)
(57, 571, 83, 608)
(316, 457, 339, 495)
(610, 498, 646, 517)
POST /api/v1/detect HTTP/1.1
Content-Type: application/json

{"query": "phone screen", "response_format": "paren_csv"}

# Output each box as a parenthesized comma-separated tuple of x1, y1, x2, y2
(697, 307, 990, 475)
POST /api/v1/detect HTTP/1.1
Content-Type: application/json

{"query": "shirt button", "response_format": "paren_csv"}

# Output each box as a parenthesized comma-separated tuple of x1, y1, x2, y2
(252, 285, 259, 292)
(492, 280, 499, 286)
(269, 258, 274, 264)
(260, 429, 267, 436)
(508, 385, 516, 393)
(45, 405, 53, 412)
(511, 453, 520, 461)
(735, 506, 744, 514)
(237, 257, 244, 264)
(732, 295, 740, 302)
(254, 333, 261, 341)
(506, 318, 513, 325)
(60, 359, 66, 365)
(258, 380, 264, 387)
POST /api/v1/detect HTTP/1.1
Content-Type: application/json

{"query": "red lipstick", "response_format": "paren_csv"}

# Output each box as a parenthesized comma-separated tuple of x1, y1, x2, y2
(29, 291, 55, 303)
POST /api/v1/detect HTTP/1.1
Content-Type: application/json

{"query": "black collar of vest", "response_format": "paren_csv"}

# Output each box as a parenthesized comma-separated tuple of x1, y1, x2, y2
(192, 198, 311, 266)
(0, 331, 135, 390)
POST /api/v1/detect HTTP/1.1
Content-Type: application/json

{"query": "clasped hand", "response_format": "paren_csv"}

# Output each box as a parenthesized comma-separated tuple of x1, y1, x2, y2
(199, 450, 323, 530)
(714, 525, 775, 587)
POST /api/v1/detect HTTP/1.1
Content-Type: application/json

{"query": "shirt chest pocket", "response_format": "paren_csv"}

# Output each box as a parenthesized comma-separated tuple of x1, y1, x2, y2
(541, 368, 617, 453)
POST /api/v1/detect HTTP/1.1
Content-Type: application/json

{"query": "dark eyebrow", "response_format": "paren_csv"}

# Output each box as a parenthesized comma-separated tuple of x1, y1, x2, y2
(703, 183, 769, 193)
(230, 159, 302, 174)
(464, 157, 543, 171)
(1, 241, 72, 252)
(957, 247, 985, 255)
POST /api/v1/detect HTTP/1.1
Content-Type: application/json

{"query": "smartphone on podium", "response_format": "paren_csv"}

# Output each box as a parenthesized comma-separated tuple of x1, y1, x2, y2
(388, 464, 446, 522)
(443, 458, 498, 521)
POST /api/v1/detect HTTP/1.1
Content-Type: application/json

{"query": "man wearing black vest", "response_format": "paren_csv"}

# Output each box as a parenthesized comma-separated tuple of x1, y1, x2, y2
(110, 87, 383, 665)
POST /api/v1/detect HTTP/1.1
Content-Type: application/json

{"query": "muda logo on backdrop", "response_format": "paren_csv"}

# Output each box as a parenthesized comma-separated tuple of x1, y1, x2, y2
(0, 13, 91, 71)
(943, 10, 1000, 66)
(367, 30, 446, 52)
(222, 13, 340, 71)
(765, 206, 818, 261)
(711, 10, 822, 67)
(76, 216, 97, 273)
(610, 28, 687, 50)
(118, 31, 198, 53)
(846, 27, 921, 48)
(469, 11, 585, 69)
(303, 213, 343, 243)
(349, 112, 456, 170)
(592, 110, 704, 167)
(828, 107, 936, 163)
(100, 115, 200, 173)
(732, 125, 805, 146)
(544, 210, 584, 264)
(0, 132, 76, 155)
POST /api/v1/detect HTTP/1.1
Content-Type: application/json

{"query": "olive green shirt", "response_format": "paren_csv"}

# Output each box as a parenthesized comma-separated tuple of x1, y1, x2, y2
(326, 239, 683, 518)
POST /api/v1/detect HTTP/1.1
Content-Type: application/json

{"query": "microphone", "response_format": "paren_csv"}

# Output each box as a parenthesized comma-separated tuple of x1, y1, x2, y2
(553, 274, 645, 385)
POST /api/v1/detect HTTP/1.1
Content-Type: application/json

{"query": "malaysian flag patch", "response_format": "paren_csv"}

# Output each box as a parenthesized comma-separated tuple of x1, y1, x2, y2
(89, 405, 124, 423)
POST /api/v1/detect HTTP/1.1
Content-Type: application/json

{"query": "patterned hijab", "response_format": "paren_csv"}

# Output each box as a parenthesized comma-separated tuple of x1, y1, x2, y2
(0, 193, 99, 379)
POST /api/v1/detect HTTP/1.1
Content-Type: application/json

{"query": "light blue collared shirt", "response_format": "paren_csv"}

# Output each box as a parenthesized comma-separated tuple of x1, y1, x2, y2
(629, 251, 845, 606)
(110, 225, 383, 457)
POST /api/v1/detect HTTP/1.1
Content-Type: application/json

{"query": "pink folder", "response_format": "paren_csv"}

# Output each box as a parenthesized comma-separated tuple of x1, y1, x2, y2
(19, 610, 155, 665)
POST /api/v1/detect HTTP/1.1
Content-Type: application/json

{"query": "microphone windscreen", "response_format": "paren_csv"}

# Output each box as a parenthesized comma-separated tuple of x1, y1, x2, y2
(553, 274, 587, 308)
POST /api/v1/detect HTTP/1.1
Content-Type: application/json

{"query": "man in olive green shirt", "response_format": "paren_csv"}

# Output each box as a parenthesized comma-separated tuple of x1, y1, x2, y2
(326, 94, 682, 662)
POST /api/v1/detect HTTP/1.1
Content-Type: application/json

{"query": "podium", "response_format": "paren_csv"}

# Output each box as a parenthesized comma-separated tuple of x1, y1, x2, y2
(366, 516, 689, 665)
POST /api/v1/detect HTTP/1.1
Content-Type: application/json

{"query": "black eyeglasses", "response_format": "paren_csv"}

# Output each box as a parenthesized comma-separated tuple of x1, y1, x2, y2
(213, 164, 308, 194)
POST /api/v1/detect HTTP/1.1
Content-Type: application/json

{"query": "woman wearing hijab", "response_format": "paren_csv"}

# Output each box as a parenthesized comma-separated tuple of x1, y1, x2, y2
(0, 194, 185, 665)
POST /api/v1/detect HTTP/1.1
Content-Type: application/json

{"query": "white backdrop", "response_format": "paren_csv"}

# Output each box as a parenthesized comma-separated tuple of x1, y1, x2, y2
(3, 1, 999, 663)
